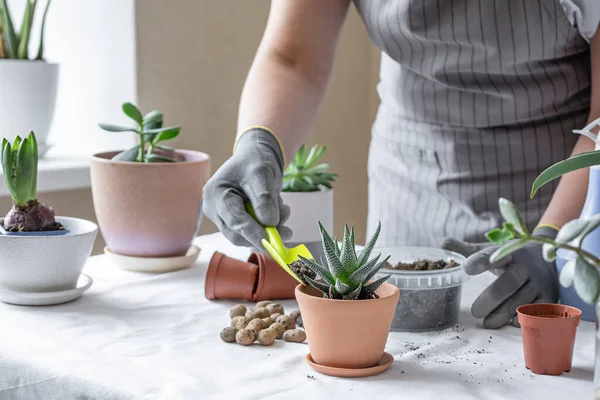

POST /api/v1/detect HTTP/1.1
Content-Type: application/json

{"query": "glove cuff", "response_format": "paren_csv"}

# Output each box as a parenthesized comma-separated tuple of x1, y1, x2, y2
(234, 127, 285, 170)
(532, 225, 558, 240)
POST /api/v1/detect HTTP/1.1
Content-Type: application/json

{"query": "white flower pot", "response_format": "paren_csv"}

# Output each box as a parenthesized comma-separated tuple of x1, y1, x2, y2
(281, 188, 334, 261)
(0, 60, 59, 155)
(0, 217, 97, 292)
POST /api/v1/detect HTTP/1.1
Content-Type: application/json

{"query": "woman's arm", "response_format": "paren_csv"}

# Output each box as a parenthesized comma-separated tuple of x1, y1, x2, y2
(237, 0, 351, 163)
(538, 32, 600, 228)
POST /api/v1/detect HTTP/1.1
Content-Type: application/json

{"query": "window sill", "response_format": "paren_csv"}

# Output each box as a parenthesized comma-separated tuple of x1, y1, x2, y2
(0, 155, 91, 197)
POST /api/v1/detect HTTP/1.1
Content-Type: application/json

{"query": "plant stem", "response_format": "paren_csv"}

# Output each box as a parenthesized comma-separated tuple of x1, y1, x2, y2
(136, 125, 145, 162)
(525, 235, 600, 266)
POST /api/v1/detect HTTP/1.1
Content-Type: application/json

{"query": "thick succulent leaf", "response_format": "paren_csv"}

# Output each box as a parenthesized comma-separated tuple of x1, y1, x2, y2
(334, 278, 353, 295)
(14, 137, 36, 204)
(498, 198, 528, 235)
(112, 146, 141, 162)
(305, 276, 332, 296)
(333, 237, 341, 257)
(35, 0, 51, 60)
(294, 145, 306, 167)
(490, 239, 528, 263)
(486, 223, 517, 245)
(357, 221, 381, 266)
(122, 102, 144, 125)
(340, 224, 358, 274)
(319, 221, 345, 278)
(573, 256, 600, 304)
(142, 109, 163, 129)
(298, 255, 335, 284)
(146, 154, 177, 163)
(365, 255, 390, 283)
(577, 215, 600, 244)
(542, 243, 557, 263)
(150, 127, 181, 144)
(98, 123, 138, 133)
(555, 219, 589, 245)
(559, 259, 576, 288)
(363, 274, 390, 295)
(343, 283, 362, 300)
(303, 145, 320, 168)
(347, 254, 380, 287)
(328, 284, 341, 300)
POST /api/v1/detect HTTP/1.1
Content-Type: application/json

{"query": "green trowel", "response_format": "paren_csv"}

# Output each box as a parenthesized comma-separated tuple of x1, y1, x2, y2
(244, 202, 311, 285)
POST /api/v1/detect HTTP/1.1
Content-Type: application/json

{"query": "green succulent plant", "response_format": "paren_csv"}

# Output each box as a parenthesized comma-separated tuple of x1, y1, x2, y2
(99, 102, 182, 163)
(0, 0, 52, 60)
(283, 145, 338, 192)
(298, 221, 390, 300)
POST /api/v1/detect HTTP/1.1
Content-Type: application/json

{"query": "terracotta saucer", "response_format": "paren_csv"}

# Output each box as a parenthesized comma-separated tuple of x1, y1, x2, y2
(305, 352, 394, 378)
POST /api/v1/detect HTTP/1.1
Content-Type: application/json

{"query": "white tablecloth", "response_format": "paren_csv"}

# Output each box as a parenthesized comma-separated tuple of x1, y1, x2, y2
(0, 233, 595, 400)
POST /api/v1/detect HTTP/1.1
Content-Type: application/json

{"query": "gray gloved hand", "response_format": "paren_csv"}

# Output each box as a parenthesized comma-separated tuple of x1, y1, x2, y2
(441, 226, 559, 329)
(203, 128, 292, 249)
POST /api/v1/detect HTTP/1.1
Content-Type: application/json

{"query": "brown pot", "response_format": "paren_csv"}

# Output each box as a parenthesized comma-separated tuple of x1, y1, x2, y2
(204, 251, 297, 301)
(295, 283, 400, 369)
(90, 150, 210, 258)
(517, 303, 582, 375)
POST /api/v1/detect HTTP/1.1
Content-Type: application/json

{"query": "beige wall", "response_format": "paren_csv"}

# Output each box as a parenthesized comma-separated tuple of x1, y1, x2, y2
(0, 1, 380, 252)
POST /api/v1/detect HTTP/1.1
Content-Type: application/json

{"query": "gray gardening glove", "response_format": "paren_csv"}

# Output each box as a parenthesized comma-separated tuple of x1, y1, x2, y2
(441, 226, 559, 329)
(203, 128, 292, 249)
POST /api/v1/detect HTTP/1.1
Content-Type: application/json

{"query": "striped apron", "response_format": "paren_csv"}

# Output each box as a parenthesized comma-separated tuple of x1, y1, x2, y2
(353, 0, 592, 247)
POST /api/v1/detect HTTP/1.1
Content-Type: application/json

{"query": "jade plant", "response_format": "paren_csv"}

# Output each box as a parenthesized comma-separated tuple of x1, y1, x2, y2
(0, 0, 52, 60)
(297, 221, 390, 300)
(487, 198, 600, 304)
(1, 132, 62, 232)
(283, 145, 338, 192)
(99, 102, 182, 163)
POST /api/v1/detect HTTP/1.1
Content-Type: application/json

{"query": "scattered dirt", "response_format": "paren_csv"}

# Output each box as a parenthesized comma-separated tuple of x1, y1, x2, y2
(384, 259, 459, 271)
(289, 260, 316, 284)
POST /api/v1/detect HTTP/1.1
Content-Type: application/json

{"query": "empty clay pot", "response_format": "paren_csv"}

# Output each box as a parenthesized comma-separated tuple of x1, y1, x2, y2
(295, 283, 400, 369)
(517, 303, 582, 375)
(90, 150, 210, 258)
(204, 251, 298, 301)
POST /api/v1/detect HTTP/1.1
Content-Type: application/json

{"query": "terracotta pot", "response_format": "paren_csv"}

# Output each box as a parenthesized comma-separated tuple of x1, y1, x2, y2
(204, 251, 297, 301)
(205, 252, 258, 301)
(295, 282, 400, 369)
(90, 150, 210, 257)
(249, 252, 298, 301)
(517, 303, 582, 375)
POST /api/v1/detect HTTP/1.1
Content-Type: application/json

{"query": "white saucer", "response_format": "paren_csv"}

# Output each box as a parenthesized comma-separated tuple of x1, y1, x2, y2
(0, 273, 93, 306)
(104, 245, 201, 273)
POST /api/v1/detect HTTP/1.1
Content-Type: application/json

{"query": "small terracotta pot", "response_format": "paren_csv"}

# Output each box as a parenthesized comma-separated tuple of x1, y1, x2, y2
(204, 252, 297, 301)
(517, 303, 582, 375)
(205, 252, 258, 301)
(90, 150, 210, 258)
(295, 283, 400, 369)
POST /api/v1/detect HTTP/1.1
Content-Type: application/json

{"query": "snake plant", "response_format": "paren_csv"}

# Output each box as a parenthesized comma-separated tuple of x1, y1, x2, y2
(1, 132, 60, 231)
(283, 145, 338, 192)
(487, 198, 600, 304)
(99, 102, 182, 163)
(0, 0, 52, 60)
(298, 221, 390, 300)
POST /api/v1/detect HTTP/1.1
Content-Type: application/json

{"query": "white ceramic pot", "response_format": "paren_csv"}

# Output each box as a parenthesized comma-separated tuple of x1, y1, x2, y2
(0, 217, 97, 292)
(281, 189, 333, 260)
(0, 60, 59, 154)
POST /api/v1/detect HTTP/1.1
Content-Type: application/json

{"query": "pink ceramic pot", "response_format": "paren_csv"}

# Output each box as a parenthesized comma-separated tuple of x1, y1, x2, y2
(91, 150, 211, 257)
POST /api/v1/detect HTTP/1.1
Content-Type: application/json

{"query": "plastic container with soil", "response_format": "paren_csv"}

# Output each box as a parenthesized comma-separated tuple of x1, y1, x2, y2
(373, 246, 468, 332)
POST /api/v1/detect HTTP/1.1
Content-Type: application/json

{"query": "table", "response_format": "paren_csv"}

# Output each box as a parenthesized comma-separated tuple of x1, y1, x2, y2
(0, 233, 595, 400)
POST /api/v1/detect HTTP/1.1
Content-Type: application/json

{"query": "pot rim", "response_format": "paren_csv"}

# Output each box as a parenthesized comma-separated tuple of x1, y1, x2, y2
(0, 59, 58, 66)
(0, 216, 98, 239)
(92, 150, 210, 166)
(517, 303, 582, 321)
(295, 282, 399, 303)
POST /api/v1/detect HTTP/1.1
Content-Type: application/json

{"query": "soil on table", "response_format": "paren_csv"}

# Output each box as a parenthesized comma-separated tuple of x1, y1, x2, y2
(384, 259, 462, 332)
(384, 259, 458, 271)
(289, 260, 316, 285)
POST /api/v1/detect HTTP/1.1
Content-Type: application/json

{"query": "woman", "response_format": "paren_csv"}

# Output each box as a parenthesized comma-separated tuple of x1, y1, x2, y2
(204, 1, 600, 328)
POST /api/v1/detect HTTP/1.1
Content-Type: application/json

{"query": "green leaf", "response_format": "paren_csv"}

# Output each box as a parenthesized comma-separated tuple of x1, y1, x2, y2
(319, 221, 345, 279)
(112, 146, 140, 162)
(542, 243, 557, 262)
(532, 150, 600, 198)
(35, 0, 51, 60)
(357, 221, 381, 266)
(347, 254, 380, 287)
(489, 239, 528, 263)
(303, 145, 320, 169)
(498, 198, 528, 235)
(486, 223, 517, 245)
(339, 224, 358, 274)
(364, 255, 390, 283)
(146, 154, 177, 163)
(304, 275, 331, 296)
(556, 219, 589, 244)
(122, 102, 143, 125)
(0, 0, 18, 58)
(334, 278, 352, 295)
(559, 259, 576, 288)
(295, 145, 306, 166)
(142, 109, 163, 130)
(363, 275, 390, 295)
(577, 215, 600, 244)
(17, 0, 35, 60)
(1, 138, 16, 197)
(573, 256, 600, 304)
(333, 237, 341, 257)
(343, 283, 362, 300)
(149, 127, 180, 144)
(98, 123, 138, 133)
(15, 136, 36, 204)
(298, 255, 334, 284)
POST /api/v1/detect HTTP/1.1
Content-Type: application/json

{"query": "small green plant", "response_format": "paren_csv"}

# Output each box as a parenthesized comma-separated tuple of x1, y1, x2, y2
(1, 131, 61, 231)
(0, 0, 52, 60)
(283, 145, 338, 192)
(298, 221, 390, 300)
(99, 102, 182, 163)
(487, 198, 600, 304)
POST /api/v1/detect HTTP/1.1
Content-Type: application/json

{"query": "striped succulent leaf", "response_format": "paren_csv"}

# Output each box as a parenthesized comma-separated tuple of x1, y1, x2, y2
(364, 275, 391, 296)
(319, 222, 345, 278)
(298, 255, 334, 284)
(340, 224, 358, 274)
(364, 255, 390, 283)
(357, 222, 381, 266)
(347, 254, 380, 287)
